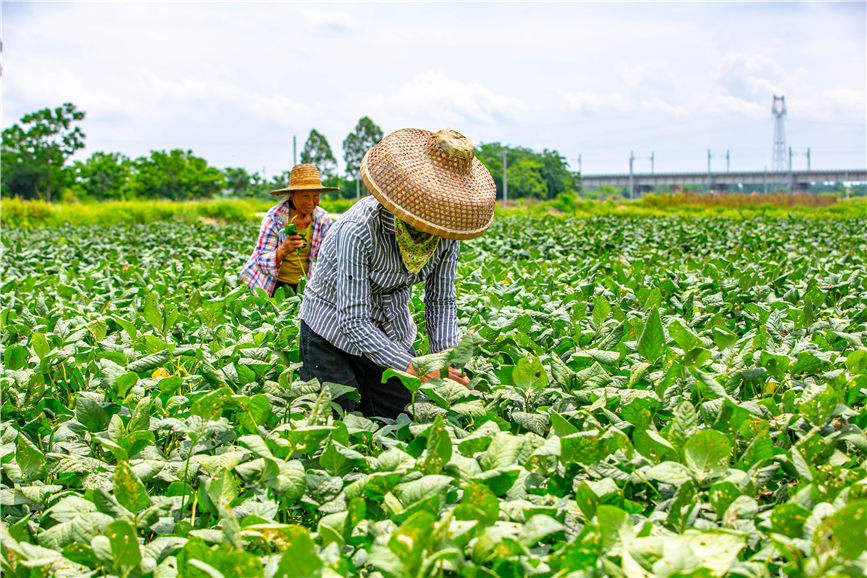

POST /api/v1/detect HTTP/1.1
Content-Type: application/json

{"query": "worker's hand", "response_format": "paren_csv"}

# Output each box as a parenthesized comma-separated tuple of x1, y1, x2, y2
(406, 364, 469, 386)
(276, 235, 304, 262)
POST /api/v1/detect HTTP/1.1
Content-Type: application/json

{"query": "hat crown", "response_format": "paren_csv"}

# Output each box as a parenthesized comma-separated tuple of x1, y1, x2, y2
(289, 164, 323, 188)
(434, 128, 474, 171)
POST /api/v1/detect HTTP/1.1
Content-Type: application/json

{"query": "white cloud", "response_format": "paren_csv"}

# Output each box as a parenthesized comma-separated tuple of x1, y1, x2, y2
(344, 71, 529, 131)
(299, 8, 359, 33)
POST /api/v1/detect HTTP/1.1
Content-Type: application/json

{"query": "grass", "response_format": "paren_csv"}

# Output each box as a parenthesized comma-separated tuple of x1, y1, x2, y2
(2, 193, 865, 228)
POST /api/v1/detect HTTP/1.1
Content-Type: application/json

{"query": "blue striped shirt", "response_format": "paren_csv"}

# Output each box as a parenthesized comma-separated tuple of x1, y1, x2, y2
(299, 195, 460, 370)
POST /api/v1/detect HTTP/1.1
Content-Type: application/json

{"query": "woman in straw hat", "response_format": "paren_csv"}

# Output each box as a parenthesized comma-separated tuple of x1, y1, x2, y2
(299, 128, 497, 418)
(239, 163, 338, 296)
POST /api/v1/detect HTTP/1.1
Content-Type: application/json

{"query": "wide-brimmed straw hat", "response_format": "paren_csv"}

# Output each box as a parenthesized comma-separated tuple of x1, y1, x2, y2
(271, 163, 339, 195)
(360, 128, 496, 240)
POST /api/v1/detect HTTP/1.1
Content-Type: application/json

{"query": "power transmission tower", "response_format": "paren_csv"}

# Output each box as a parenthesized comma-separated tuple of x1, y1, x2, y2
(649, 152, 655, 174)
(577, 154, 582, 174)
(293, 135, 297, 166)
(772, 95, 787, 172)
(725, 150, 730, 173)
(628, 151, 635, 200)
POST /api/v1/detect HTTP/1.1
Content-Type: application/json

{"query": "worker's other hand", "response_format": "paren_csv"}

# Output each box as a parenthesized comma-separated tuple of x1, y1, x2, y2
(406, 364, 469, 386)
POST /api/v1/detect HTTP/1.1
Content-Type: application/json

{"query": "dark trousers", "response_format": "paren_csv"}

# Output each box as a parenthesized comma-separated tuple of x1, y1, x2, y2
(299, 321, 412, 419)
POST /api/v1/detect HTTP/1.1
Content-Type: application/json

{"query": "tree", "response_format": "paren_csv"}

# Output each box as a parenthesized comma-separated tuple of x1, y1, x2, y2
(1, 103, 86, 201)
(224, 167, 252, 197)
(72, 152, 133, 200)
(300, 129, 337, 178)
(128, 149, 225, 200)
(342, 117, 383, 177)
(539, 149, 576, 199)
(476, 142, 578, 200)
(508, 159, 547, 198)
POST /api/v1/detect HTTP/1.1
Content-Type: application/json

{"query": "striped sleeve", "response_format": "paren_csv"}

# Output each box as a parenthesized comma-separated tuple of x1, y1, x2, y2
(335, 226, 415, 371)
(424, 241, 460, 353)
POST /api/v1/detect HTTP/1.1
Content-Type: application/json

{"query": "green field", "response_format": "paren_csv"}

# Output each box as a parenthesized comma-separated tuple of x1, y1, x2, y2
(3, 195, 867, 228)
(1, 216, 866, 576)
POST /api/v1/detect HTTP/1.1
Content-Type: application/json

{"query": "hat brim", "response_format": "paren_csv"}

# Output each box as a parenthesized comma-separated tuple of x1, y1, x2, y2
(361, 151, 493, 241)
(270, 185, 340, 195)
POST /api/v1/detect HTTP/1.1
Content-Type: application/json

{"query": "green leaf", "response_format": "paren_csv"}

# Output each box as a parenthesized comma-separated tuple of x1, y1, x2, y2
(113, 460, 151, 513)
(388, 511, 435, 576)
(770, 503, 811, 538)
(127, 350, 170, 374)
(75, 395, 110, 432)
(668, 318, 703, 352)
(454, 482, 499, 526)
(143, 291, 163, 331)
(87, 319, 108, 342)
(273, 526, 323, 578)
(420, 415, 452, 474)
(519, 515, 564, 546)
(813, 500, 867, 561)
(32, 332, 50, 358)
(644, 461, 693, 485)
(513, 355, 548, 391)
(845, 349, 867, 375)
(637, 308, 664, 363)
(106, 520, 141, 569)
(592, 295, 610, 326)
(16, 435, 45, 482)
(683, 429, 731, 482)
(383, 368, 422, 394)
(4, 345, 28, 370)
(177, 537, 263, 578)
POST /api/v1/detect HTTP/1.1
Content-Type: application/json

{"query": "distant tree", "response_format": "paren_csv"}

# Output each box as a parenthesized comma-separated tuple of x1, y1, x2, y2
(300, 129, 338, 178)
(224, 167, 252, 197)
(128, 149, 225, 200)
(342, 117, 383, 177)
(539, 149, 575, 199)
(476, 143, 577, 200)
(1, 103, 86, 201)
(73, 152, 133, 200)
(508, 159, 547, 198)
(475, 143, 506, 198)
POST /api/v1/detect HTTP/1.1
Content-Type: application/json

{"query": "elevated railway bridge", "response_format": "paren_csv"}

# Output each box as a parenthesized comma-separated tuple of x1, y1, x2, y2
(581, 169, 867, 196)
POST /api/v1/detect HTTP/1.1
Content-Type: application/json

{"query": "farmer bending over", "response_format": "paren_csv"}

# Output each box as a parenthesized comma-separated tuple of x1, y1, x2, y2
(239, 164, 336, 296)
(299, 128, 496, 418)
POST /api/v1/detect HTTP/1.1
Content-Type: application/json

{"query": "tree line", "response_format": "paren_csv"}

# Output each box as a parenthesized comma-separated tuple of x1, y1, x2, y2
(1, 103, 580, 202)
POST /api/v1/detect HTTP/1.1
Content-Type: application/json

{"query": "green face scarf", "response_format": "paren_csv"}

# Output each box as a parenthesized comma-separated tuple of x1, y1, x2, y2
(394, 218, 440, 274)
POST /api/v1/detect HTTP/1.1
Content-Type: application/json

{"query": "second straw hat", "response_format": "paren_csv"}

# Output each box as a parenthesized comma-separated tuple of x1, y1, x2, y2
(271, 163, 339, 195)
(360, 128, 496, 240)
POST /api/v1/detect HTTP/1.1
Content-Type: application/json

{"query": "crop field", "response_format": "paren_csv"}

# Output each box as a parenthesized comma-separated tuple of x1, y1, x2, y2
(1, 216, 866, 577)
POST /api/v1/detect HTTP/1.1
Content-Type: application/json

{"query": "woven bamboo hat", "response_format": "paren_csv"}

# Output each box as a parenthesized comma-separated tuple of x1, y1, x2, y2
(360, 128, 496, 240)
(271, 163, 339, 195)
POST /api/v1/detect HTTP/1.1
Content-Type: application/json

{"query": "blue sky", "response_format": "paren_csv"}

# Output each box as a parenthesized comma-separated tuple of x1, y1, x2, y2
(3, 1, 864, 175)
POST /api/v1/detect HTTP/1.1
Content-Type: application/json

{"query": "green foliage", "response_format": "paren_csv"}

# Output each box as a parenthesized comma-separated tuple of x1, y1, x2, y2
(476, 143, 577, 200)
(342, 116, 383, 177)
(1, 102, 86, 201)
(71, 151, 133, 201)
(2, 208, 867, 576)
(127, 149, 226, 200)
(300, 129, 337, 179)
